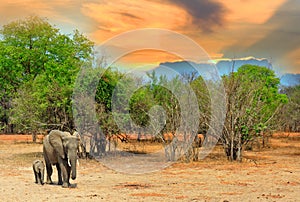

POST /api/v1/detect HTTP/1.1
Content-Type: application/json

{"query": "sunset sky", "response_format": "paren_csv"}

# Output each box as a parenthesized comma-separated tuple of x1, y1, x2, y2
(0, 0, 299, 73)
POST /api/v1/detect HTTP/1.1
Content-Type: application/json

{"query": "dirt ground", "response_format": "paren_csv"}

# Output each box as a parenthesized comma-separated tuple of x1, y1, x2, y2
(0, 133, 299, 202)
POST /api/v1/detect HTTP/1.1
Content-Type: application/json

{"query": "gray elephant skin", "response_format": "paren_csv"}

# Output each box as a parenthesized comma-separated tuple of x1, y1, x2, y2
(33, 159, 44, 185)
(43, 130, 79, 188)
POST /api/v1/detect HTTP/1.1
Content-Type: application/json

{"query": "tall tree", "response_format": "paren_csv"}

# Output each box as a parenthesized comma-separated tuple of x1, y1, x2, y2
(0, 16, 94, 134)
(222, 65, 287, 161)
(0, 16, 56, 132)
(276, 85, 300, 132)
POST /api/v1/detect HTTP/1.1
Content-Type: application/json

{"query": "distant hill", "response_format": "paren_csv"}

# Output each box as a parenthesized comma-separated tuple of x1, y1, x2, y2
(215, 57, 271, 76)
(149, 57, 299, 86)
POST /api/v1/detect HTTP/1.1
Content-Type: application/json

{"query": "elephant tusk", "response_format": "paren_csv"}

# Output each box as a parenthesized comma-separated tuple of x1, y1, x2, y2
(77, 159, 80, 167)
(68, 158, 71, 167)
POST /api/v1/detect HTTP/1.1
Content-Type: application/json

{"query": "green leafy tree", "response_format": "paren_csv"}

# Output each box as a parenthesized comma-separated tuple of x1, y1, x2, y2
(0, 16, 57, 132)
(0, 16, 94, 135)
(10, 83, 44, 140)
(222, 65, 287, 161)
(276, 85, 300, 132)
(191, 76, 211, 135)
(129, 86, 155, 129)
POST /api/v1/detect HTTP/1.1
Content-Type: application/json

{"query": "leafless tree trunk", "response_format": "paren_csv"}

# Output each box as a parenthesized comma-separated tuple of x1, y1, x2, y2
(32, 132, 37, 143)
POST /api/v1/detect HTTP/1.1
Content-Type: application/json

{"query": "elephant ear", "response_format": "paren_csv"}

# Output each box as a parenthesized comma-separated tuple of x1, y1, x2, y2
(48, 130, 66, 159)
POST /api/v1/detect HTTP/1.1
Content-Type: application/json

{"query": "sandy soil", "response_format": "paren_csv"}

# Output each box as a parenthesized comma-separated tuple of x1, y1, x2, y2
(0, 133, 299, 201)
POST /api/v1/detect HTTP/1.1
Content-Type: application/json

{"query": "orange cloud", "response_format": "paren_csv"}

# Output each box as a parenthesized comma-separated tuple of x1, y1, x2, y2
(0, 1, 50, 22)
(0, 1, 68, 23)
(113, 50, 180, 70)
(82, 0, 189, 42)
(285, 48, 300, 73)
(0, 0, 297, 73)
(0, 1, 92, 34)
(82, 0, 289, 69)
(217, 0, 287, 52)
(223, 0, 287, 24)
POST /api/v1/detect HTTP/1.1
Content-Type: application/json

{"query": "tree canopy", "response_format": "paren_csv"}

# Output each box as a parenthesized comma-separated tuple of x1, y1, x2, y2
(0, 16, 94, 134)
(222, 65, 288, 161)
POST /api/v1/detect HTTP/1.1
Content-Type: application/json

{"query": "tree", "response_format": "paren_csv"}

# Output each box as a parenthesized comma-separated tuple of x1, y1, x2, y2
(0, 16, 94, 135)
(129, 86, 156, 130)
(0, 16, 56, 132)
(10, 83, 43, 140)
(276, 85, 300, 132)
(143, 72, 200, 161)
(222, 65, 287, 161)
(191, 76, 211, 135)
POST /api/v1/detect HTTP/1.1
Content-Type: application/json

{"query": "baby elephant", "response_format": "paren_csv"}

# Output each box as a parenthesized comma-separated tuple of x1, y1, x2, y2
(33, 160, 45, 185)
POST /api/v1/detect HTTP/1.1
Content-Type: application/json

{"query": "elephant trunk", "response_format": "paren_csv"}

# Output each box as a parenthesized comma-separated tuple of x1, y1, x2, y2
(70, 157, 77, 180)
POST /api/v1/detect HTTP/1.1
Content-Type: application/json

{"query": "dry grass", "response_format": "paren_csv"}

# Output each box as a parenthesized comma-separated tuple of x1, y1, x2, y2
(0, 133, 300, 201)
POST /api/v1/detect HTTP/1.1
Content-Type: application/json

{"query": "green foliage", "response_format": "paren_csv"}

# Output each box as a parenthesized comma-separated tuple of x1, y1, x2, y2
(234, 65, 287, 132)
(95, 67, 123, 111)
(10, 82, 44, 132)
(0, 16, 94, 133)
(190, 76, 211, 134)
(222, 65, 288, 161)
(148, 73, 181, 135)
(96, 68, 126, 135)
(129, 86, 155, 127)
(276, 85, 300, 132)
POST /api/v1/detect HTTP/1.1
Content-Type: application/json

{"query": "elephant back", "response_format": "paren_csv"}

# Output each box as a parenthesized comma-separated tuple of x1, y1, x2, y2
(33, 159, 44, 170)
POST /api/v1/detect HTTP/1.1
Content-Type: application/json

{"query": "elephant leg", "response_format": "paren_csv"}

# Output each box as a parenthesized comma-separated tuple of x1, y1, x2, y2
(34, 170, 38, 183)
(33, 165, 37, 183)
(56, 163, 63, 185)
(45, 163, 53, 184)
(66, 165, 71, 184)
(60, 162, 70, 188)
(37, 173, 42, 185)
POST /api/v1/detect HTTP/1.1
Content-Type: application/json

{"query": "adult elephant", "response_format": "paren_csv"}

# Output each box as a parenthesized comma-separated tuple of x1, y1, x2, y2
(43, 130, 79, 188)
